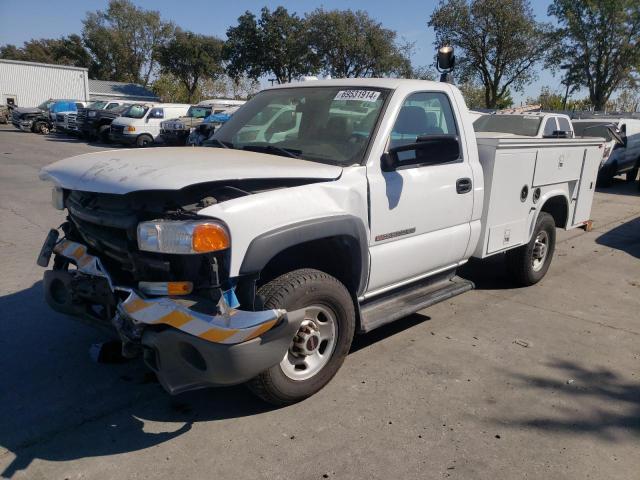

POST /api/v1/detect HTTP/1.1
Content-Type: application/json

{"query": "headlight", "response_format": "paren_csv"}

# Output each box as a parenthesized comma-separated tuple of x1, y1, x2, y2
(175, 122, 184, 130)
(137, 220, 230, 254)
(88, 111, 97, 117)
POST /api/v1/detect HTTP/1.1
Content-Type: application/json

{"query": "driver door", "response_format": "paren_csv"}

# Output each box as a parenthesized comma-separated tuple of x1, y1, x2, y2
(366, 91, 474, 293)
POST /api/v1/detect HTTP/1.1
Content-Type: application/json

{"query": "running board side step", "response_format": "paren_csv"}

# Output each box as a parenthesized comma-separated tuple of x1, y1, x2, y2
(358, 274, 474, 333)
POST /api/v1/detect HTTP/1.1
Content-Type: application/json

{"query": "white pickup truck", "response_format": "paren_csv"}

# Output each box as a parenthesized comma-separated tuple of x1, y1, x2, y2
(38, 79, 604, 405)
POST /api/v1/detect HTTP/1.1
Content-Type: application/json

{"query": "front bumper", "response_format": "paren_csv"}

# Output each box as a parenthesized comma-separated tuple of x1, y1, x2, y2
(12, 119, 33, 131)
(109, 132, 138, 145)
(42, 237, 305, 393)
(160, 129, 188, 143)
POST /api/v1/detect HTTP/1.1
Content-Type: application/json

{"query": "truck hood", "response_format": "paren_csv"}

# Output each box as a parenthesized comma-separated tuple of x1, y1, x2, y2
(40, 147, 343, 194)
(13, 107, 42, 116)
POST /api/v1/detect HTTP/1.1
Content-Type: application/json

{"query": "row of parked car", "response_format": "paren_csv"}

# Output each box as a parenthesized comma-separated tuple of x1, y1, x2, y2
(473, 111, 640, 186)
(9, 98, 246, 147)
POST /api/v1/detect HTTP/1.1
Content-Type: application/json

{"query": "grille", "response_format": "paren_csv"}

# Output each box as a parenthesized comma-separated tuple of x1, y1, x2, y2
(56, 113, 65, 123)
(67, 113, 78, 130)
(111, 124, 124, 134)
(76, 108, 87, 128)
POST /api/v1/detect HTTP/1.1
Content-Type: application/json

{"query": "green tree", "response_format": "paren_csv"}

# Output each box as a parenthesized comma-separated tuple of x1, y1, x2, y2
(548, 0, 640, 111)
(0, 35, 91, 68)
(526, 87, 565, 111)
(225, 7, 317, 84)
(428, 0, 553, 108)
(82, 0, 174, 86)
(159, 30, 225, 103)
(305, 9, 411, 78)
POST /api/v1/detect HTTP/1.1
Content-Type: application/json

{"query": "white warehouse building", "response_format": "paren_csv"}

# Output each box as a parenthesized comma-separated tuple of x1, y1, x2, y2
(0, 59, 159, 107)
(0, 59, 89, 107)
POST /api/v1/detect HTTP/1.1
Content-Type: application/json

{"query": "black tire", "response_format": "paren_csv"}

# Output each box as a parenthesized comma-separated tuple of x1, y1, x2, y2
(97, 125, 111, 143)
(34, 121, 50, 135)
(136, 134, 153, 147)
(247, 268, 356, 406)
(506, 212, 556, 286)
(626, 165, 639, 182)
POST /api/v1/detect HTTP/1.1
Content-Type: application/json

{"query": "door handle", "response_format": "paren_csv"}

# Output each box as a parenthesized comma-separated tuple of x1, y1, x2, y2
(456, 177, 472, 194)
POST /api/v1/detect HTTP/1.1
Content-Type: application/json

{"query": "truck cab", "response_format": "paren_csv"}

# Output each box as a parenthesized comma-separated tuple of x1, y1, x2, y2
(38, 79, 604, 405)
(474, 112, 574, 139)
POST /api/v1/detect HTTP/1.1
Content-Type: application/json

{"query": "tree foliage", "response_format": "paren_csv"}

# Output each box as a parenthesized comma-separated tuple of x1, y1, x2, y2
(306, 9, 412, 78)
(159, 30, 224, 102)
(224, 7, 317, 84)
(0, 35, 91, 68)
(429, 0, 553, 108)
(460, 81, 512, 109)
(547, 0, 640, 110)
(82, 0, 174, 86)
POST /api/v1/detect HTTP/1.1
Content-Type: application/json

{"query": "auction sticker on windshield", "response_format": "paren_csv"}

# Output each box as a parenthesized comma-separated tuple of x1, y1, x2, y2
(334, 90, 381, 102)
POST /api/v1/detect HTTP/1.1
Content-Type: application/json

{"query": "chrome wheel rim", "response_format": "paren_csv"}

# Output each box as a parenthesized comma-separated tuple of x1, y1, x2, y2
(532, 230, 549, 272)
(280, 305, 337, 381)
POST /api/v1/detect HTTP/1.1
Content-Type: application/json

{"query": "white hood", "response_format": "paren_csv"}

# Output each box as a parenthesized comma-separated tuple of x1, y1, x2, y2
(40, 147, 343, 194)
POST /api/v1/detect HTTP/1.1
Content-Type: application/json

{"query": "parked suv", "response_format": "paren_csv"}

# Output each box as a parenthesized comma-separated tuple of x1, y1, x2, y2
(110, 103, 191, 147)
(573, 117, 640, 185)
(79, 101, 131, 142)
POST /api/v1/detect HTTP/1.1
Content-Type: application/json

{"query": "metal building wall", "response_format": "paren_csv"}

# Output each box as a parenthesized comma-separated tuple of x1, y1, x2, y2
(0, 60, 89, 107)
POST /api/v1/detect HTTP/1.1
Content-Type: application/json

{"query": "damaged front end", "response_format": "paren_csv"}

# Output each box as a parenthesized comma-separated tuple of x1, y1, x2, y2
(38, 186, 305, 394)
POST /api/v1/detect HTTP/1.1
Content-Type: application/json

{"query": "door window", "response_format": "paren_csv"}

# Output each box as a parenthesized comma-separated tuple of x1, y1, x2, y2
(389, 92, 458, 150)
(149, 108, 164, 119)
(557, 117, 572, 137)
(543, 118, 558, 136)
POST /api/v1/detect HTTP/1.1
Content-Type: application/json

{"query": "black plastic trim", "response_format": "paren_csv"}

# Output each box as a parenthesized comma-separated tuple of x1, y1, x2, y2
(239, 215, 370, 295)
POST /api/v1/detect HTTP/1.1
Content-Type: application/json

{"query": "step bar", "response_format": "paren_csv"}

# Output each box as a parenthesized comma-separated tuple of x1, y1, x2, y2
(358, 271, 474, 333)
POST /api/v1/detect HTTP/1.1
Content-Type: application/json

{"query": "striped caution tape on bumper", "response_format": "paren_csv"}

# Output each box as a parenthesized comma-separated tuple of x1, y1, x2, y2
(53, 238, 284, 345)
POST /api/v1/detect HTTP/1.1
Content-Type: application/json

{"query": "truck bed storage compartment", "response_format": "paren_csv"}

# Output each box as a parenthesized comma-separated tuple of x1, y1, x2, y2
(473, 136, 604, 258)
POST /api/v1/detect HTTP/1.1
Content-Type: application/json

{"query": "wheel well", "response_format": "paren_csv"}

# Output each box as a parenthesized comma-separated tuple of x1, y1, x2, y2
(257, 236, 362, 297)
(540, 195, 568, 228)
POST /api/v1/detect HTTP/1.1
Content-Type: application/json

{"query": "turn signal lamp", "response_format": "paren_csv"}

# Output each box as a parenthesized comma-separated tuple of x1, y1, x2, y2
(139, 281, 193, 296)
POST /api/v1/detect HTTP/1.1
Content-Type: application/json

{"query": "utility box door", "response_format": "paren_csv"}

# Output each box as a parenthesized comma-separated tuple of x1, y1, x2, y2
(533, 147, 584, 186)
(572, 147, 601, 225)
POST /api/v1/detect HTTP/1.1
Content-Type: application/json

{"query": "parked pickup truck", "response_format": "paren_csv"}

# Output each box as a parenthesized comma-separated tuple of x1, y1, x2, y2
(474, 112, 575, 138)
(77, 100, 131, 141)
(38, 79, 604, 405)
(161, 99, 246, 146)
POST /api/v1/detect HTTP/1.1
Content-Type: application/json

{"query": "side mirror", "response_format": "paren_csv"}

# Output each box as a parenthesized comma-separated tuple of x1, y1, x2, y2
(607, 126, 624, 146)
(382, 135, 461, 172)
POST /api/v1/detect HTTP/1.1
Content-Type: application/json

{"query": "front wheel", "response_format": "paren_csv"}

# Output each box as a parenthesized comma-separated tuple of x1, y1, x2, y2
(247, 269, 356, 405)
(136, 134, 153, 147)
(35, 121, 50, 135)
(506, 212, 556, 286)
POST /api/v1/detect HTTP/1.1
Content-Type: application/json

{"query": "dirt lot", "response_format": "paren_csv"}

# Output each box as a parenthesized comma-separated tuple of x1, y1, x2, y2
(0, 125, 638, 480)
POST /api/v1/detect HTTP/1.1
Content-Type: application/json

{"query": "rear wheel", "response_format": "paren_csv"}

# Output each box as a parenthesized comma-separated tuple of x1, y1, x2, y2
(247, 269, 356, 405)
(136, 134, 153, 147)
(506, 212, 556, 286)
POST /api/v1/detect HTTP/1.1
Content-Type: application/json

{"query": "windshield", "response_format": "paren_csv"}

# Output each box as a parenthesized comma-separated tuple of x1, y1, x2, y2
(573, 121, 612, 140)
(123, 105, 149, 119)
(186, 106, 212, 118)
(88, 101, 107, 110)
(37, 101, 54, 111)
(210, 86, 389, 165)
(474, 114, 542, 136)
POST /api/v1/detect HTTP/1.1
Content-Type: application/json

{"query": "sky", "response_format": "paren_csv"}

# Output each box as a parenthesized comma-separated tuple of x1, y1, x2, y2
(0, 0, 567, 104)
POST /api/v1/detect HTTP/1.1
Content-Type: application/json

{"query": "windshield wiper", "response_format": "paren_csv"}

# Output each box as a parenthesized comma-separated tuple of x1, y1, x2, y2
(242, 144, 301, 159)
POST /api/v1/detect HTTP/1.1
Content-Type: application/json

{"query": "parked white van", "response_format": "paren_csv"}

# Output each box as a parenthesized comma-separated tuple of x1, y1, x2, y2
(110, 103, 191, 147)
